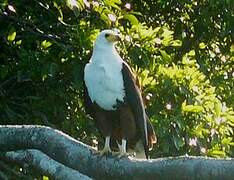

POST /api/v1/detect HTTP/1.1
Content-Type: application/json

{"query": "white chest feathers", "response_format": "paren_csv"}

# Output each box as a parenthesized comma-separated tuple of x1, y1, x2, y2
(84, 60, 125, 110)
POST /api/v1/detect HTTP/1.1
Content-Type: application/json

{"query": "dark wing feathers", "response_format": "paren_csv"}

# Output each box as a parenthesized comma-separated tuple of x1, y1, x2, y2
(146, 116, 157, 150)
(121, 62, 149, 158)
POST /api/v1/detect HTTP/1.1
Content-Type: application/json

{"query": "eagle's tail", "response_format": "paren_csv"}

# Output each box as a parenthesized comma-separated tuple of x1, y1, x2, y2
(143, 113, 149, 159)
(142, 115, 157, 159)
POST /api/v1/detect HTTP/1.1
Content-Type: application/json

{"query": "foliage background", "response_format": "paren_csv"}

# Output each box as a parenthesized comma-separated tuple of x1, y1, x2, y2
(0, 0, 234, 178)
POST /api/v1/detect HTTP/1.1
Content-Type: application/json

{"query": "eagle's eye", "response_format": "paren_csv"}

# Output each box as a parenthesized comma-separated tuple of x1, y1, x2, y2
(105, 33, 110, 38)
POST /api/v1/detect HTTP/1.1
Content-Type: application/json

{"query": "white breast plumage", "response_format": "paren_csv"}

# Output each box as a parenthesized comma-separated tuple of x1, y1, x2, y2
(84, 58, 125, 111)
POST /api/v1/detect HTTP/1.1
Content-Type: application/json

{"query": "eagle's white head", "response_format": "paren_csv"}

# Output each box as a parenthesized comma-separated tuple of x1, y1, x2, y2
(85, 29, 125, 110)
(94, 29, 121, 49)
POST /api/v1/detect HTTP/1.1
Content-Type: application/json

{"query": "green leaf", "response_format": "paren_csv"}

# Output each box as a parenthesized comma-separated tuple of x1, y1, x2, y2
(159, 50, 171, 62)
(16, 40, 22, 45)
(209, 149, 226, 157)
(41, 40, 52, 49)
(230, 45, 234, 52)
(182, 104, 204, 113)
(193, 124, 205, 138)
(103, 0, 121, 10)
(221, 137, 233, 145)
(182, 55, 196, 65)
(7, 29, 16, 42)
(123, 14, 139, 25)
(199, 42, 206, 49)
(171, 40, 182, 47)
(187, 50, 195, 56)
(214, 101, 222, 117)
(43, 176, 49, 180)
(42, 74, 47, 82)
(162, 28, 174, 38)
(161, 28, 173, 46)
(226, 115, 234, 122)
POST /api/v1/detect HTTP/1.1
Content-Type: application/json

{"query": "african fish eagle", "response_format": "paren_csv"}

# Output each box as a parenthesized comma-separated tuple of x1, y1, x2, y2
(84, 29, 156, 158)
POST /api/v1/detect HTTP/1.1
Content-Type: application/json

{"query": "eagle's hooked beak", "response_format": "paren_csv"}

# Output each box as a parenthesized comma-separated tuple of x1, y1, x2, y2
(106, 33, 121, 42)
(114, 34, 121, 41)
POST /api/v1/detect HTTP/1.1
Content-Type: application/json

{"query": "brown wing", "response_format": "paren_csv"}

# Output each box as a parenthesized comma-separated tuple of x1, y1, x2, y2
(121, 62, 149, 158)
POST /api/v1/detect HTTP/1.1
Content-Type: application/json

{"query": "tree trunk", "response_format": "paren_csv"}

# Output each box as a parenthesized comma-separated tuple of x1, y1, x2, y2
(0, 125, 233, 180)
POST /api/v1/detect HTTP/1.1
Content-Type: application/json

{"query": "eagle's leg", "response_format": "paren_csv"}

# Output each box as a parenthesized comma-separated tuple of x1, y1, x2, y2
(99, 136, 112, 156)
(117, 139, 128, 158)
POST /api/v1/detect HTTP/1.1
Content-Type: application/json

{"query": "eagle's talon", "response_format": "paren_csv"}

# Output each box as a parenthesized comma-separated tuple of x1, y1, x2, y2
(99, 149, 112, 156)
(117, 152, 129, 158)
(110, 151, 119, 156)
(93, 150, 103, 156)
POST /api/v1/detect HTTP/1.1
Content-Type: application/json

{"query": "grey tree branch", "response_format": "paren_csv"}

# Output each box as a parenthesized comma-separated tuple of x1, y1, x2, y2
(0, 125, 234, 180)
(3, 149, 92, 180)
